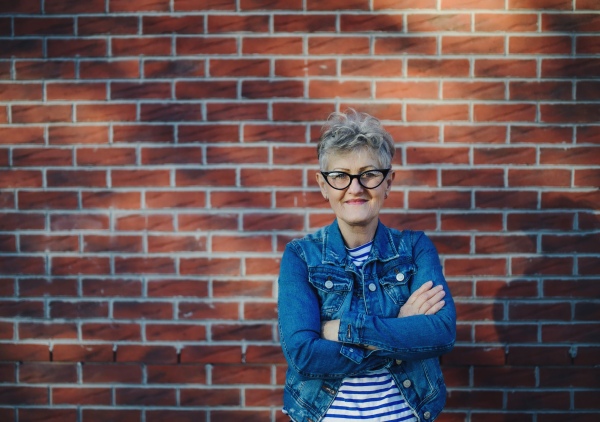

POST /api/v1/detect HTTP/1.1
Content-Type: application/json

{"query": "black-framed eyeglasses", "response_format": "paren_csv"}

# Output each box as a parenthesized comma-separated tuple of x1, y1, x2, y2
(320, 169, 391, 190)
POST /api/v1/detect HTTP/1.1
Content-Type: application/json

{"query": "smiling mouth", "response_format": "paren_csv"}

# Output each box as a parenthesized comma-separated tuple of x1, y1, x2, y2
(346, 199, 367, 205)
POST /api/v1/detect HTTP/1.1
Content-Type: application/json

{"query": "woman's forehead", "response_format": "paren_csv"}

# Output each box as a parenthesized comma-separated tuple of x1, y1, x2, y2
(325, 149, 381, 170)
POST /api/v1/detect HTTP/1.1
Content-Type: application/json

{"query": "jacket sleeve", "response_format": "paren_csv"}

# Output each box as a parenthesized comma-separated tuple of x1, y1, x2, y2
(278, 242, 392, 379)
(338, 231, 456, 361)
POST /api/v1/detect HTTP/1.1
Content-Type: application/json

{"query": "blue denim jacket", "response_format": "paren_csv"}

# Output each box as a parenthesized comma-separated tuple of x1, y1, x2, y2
(278, 220, 456, 422)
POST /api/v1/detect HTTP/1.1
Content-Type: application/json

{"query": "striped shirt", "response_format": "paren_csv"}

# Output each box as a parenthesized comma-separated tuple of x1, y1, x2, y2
(320, 242, 416, 422)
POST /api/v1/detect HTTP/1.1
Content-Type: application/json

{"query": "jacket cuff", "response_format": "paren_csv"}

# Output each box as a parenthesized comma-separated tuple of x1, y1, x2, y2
(338, 311, 364, 345)
(339, 344, 365, 363)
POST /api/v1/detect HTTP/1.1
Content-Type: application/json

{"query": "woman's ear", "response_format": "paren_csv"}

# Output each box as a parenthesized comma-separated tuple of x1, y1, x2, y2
(384, 169, 395, 197)
(316, 172, 328, 199)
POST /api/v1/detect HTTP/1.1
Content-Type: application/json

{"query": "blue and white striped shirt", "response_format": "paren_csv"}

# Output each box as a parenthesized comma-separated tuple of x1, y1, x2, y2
(320, 242, 416, 422)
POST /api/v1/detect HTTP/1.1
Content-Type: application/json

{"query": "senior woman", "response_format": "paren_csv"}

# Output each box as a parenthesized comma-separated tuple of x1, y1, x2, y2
(278, 110, 456, 422)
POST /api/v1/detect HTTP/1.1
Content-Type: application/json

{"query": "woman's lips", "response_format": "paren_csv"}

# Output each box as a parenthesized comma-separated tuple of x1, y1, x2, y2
(345, 199, 367, 205)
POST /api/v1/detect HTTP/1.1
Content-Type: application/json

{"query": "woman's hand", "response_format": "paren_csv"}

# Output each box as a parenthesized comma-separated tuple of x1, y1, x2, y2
(321, 319, 340, 342)
(398, 281, 445, 318)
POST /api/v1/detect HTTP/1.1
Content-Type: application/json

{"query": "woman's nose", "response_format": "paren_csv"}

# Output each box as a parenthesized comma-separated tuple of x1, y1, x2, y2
(347, 177, 364, 194)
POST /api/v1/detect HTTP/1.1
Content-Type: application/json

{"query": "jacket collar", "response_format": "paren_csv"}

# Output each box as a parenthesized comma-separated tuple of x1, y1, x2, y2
(322, 219, 400, 266)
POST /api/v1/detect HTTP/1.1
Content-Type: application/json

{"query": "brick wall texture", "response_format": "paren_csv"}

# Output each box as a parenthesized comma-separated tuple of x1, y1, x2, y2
(0, 0, 599, 421)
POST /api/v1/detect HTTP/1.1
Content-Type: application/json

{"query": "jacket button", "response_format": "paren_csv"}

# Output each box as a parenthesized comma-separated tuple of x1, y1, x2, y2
(325, 280, 333, 289)
(423, 411, 431, 420)
(368, 283, 376, 292)
(403, 379, 412, 388)
(396, 273, 405, 282)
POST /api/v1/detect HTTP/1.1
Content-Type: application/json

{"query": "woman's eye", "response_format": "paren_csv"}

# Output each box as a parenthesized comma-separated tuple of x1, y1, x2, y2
(330, 173, 346, 180)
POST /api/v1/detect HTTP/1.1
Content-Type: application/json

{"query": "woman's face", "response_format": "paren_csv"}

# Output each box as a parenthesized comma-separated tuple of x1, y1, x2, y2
(316, 149, 394, 233)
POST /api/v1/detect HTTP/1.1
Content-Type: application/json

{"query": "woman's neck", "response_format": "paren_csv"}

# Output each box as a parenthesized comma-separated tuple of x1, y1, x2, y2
(338, 219, 378, 249)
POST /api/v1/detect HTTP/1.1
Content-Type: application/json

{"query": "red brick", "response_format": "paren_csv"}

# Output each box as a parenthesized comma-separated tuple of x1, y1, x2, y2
(540, 367, 600, 388)
(0, 300, 43, 318)
(446, 390, 505, 410)
(575, 169, 600, 187)
(180, 388, 240, 406)
(81, 191, 142, 209)
(577, 36, 600, 54)
(245, 388, 284, 407)
(77, 146, 136, 166)
(374, 0, 436, 8)
(115, 257, 175, 274)
(111, 37, 172, 56)
(145, 59, 205, 78)
(143, 15, 206, 34)
(429, 235, 471, 254)
(176, 169, 236, 187)
(148, 279, 209, 298)
(208, 14, 269, 33)
(0, 344, 48, 362)
(110, 0, 170, 11)
(0, 0, 41, 13)
(275, 14, 335, 32)
(544, 279, 600, 298)
(0, 40, 42, 58)
(244, 301, 278, 319)
(475, 322, 538, 343)
(542, 59, 600, 78)
(148, 235, 207, 253)
(46, 0, 104, 13)
(116, 345, 176, 363)
(544, 104, 600, 123)
(273, 146, 318, 165)
(19, 322, 77, 339)
(82, 410, 141, 422)
(243, 213, 304, 231)
(20, 235, 78, 252)
(113, 301, 173, 320)
(47, 170, 107, 188)
(180, 345, 242, 363)
(443, 36, 505, 54)
(0, 170, 42, 188)
(445, 125, 507, 144)
(146, 323, 206, 341)
(476, 235, 536, 254)
(541, 146, 600, 165)
(52, 387, 111, 405)
(376, 81, 439, 99)
(577, 0, 600, 9)
(207, 102, 269, 121)
(212, 365, 271, 384)
(373, 212, 438, 231)
(456, 302, 504, 321)
(179, 301, 239, 320)
(339, 13, 402, 32)
(177, 36, 237, 55)
(507, 391, 570, 410)
(115, 214, 174, 232)
(0, 83, 42, 101)
(307, 0, 369, 10)
(309, 36, 370, 55)
(510, 36, 572, 54)
(246, 257, 281, 275)
(147, 365, 206, 384)
(309, 80, 371, 98)
(212, 323, 273, 341)
(51, 257, 110, 276)
(443, 346, 506, 366)
(476, 190, 537, 209)
(15, 17, 74, 36)
(178, 124, 239, 143)
(510, 81, 572, 101)
(211, 58, 270, 77)
(176, 80, 237, 99)
(512, 257, 573, 275)
(52, 344, 113, 362)
(49, 126, 109, 145)
(442, 169, 504, 187)
(112, 82, 171, 100)
(510, 126, 572, 144)
(408, 59, 469, 77)
(510, 302, 571, 321)
(12, 105, 72, 123)
(82, 323, 141, 341)
(444, 81, 505, 100)
(241, 168, 303, 187)
(543, 191, 600, 210)
(507, 212, 573, 231)
(207, 146, 268, 164)
(0, 126, 44, 144)
(47, 38, 107, 57)
(245, 345, 286, 364)
(50, 213, 109, 231)
(112, 169, 170, 187)
(80, 60, 139, 79)
(475, 104, 536, 122)
(475, 147, 536, 165)
(175, 0, 236, 11)
(0, 387, 48, 405)
(509, 169, 571, 187)
(214, 280, 273, 298)
(474, 367, 536, 388)
(18, 278, 77, 297)
(407, 104, 469, 122)
(178, 213, 237, 231)
(442, 0, 504, 8)
(444, 258, 507, 276)
(0, 256, 45, 275)
(475, 13, 538, 31)
(82, 278, 143, 297)
(341, 59, 405, 77)
(20, 362, 77, 384)
(475, 59, 537, 77)
(180, 258, 241, 275)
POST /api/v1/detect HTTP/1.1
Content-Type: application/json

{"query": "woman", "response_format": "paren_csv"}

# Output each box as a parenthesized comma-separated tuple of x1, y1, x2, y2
(278, 110, 456, 422)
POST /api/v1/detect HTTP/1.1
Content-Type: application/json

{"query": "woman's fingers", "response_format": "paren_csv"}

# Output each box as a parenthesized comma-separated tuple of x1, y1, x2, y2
(418, 288, 445, 314)
(405, 280, 432, 305)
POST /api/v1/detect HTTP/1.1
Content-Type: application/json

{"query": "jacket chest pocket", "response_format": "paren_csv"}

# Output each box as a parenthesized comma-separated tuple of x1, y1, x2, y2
(308, 269, 352, 316)
(379, 262, 415, 306)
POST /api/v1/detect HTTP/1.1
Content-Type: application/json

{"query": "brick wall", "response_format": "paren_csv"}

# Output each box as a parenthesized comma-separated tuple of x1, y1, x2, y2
(1, 0, 599, 421)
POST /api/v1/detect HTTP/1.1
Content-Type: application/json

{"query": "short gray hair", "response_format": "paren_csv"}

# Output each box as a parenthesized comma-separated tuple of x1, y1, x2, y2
(317, 109, 395, 170)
